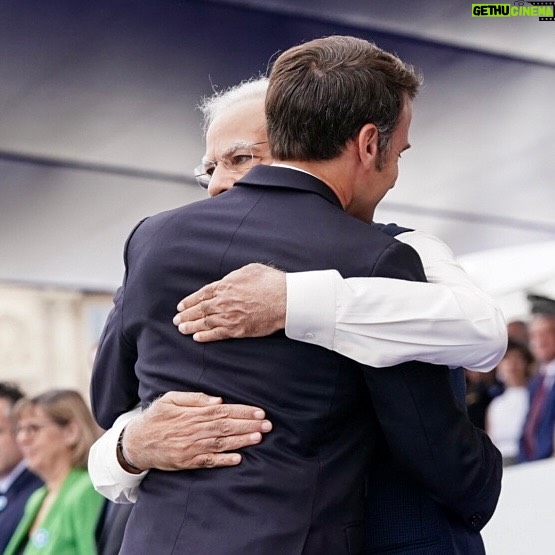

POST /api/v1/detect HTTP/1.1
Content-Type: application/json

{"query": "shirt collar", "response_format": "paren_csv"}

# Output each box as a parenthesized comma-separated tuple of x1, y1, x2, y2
(0, 459, 27, 493)
(541, 359, 555, 378)
(271, 162, 319, 179)
(238, 164, 342, 208)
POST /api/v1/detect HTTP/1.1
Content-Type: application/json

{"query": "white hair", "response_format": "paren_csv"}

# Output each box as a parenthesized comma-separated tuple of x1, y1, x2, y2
(199, 77, 268, 134)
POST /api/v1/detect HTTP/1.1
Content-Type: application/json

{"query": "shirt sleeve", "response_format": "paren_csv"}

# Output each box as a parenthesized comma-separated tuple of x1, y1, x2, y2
(285, 230, 507, 372)
(88, 407, 147, 504)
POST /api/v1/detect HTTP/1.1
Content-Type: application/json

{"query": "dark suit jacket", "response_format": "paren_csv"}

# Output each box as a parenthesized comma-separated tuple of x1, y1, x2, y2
(518, 372, 555, 462)
(91, 166, 501, 555)
(364, 225, 491, 555)
(0, 466, 43, 553)
(96, 500, 133, 555)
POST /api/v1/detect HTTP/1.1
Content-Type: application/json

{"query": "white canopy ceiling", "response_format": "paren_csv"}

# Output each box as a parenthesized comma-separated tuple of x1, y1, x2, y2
(1, 0, 554, 320)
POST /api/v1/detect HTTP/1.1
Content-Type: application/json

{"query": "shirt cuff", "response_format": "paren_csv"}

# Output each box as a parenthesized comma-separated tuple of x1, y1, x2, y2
(285, 269, 339, 350)
(88, 408, 147, 503)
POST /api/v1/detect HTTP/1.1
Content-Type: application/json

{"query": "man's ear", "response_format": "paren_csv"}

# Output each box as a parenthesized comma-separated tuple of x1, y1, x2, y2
(357, 123, 379, 168)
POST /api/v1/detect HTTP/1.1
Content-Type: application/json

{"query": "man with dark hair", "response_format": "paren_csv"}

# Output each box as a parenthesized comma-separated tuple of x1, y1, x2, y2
(91, 36, 501, 554)
(266, 37, 419, 168)
(0, 382, 42, 552)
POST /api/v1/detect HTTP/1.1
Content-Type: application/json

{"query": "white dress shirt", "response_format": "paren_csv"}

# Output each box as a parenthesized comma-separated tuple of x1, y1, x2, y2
(0, 460, 28, 494)
(486, 386, 529, 459)
(540, 359, 555, 390)
(88, 229, 507, 503)
(286, 230, 506, 372)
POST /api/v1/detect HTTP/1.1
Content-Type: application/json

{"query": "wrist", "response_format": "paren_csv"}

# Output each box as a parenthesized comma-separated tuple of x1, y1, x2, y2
(117, 426, 144, 474)
(270, 270, 287, 331)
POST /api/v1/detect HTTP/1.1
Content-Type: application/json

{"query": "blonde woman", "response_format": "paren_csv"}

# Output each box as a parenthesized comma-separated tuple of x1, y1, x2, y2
(5, 389, 104, 555)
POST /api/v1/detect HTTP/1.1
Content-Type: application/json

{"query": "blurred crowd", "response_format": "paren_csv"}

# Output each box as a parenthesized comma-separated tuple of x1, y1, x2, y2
(2, 295, 555, 554)
(466, 295, 555, 467)
(0, 385, 121, 555)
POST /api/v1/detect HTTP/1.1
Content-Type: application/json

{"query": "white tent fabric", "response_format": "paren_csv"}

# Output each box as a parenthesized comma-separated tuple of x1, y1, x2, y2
(459, 241, 555, 320)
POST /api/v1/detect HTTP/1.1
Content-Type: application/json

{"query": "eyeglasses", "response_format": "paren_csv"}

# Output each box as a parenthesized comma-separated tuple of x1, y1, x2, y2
(15, 423, 59, 437)
(194, 141, 267, 189)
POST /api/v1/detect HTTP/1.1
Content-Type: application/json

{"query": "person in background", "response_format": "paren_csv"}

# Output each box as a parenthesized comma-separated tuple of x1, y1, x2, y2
(4, 389, 104, 555)
(0, 382, 43, 553)
(486, 339, 534, 465)
(519, 295, 555, 463)
(507, 319, 529, 345)
(465, 368, 503, 430)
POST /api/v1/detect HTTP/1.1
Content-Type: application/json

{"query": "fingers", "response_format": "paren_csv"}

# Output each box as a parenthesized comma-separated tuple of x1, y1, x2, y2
(144, 396, 269, 430)
(176, 324, 235, 343)
(174, 411, 271, 443)
(175, 310, 246, 343)
(173, 296, 246, 340)
(128, 402, 272, 471)
(173, 263, 286, 341)
(173, 268, 253, 333)
(147, 400, 271, 438)
(175, 264, 263, 319)
(205, 416, 272, 437)
(200, 402, 267, 421)
(191, 328, 232, 343)
(160, 391, 223, 407)
(187, 431, 267, 469)
(204, 431, 265, 453)
(156, 393, 268, 419)
(189, 452, 243, 469)
(193, 408, 272, 440)
(173, 302, 222, 336)
(173, 311, 213, 335)
(176, 281, 220, 312)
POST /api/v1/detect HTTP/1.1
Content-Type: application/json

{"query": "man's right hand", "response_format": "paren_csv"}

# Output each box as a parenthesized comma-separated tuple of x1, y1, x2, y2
(121, 391, 272, 472)
(172, 263, 286, 342)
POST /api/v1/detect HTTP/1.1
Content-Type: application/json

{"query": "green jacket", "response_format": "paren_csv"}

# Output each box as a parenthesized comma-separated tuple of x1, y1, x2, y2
(4, 467, 104, 555)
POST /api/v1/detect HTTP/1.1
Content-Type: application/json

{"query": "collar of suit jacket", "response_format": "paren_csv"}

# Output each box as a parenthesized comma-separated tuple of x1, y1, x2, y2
(236, 164, 342, 209)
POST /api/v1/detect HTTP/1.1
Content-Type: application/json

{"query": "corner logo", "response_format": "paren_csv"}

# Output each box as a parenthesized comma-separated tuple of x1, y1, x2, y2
(472, 1, 555, 19)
